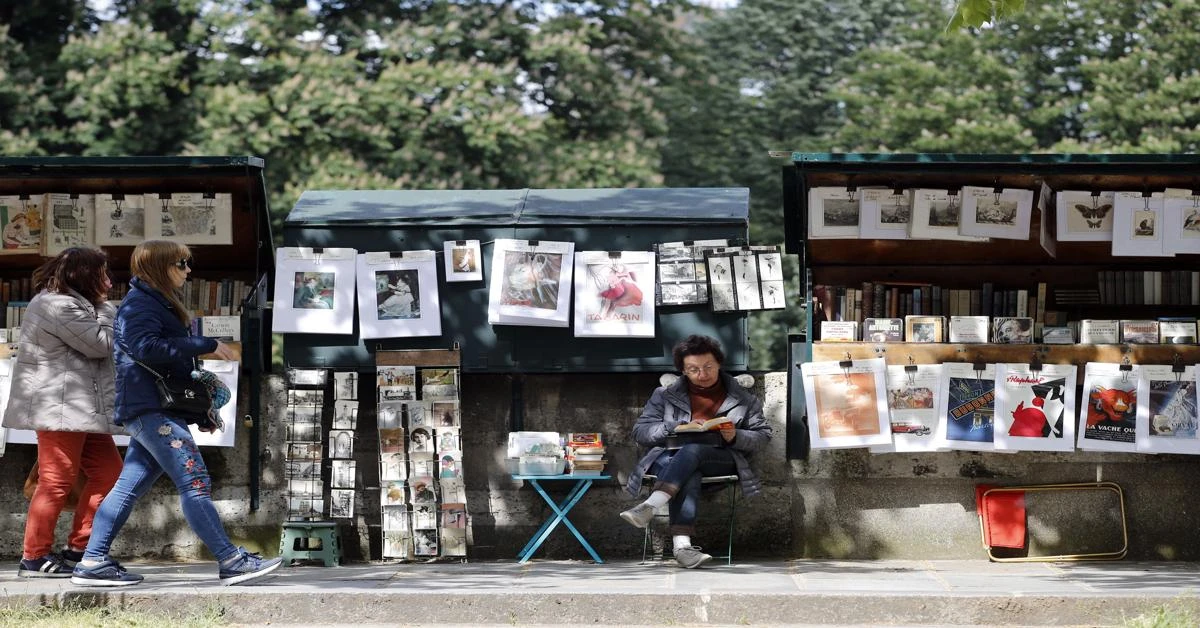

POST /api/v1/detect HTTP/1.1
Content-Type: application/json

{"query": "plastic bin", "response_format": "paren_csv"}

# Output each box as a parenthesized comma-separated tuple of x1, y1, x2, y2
(519, 456, 564, 476)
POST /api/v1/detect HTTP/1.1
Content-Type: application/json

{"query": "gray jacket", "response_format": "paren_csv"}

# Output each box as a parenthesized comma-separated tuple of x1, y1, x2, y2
(625, 371, 771, 498)
(2, 289, 121, 434)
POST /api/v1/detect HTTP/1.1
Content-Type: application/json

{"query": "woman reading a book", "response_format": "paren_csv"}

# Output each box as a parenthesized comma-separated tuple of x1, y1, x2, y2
(620, 334, 771, 568)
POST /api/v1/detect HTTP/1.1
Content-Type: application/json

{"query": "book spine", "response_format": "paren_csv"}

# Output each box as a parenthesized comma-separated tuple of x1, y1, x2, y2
(912, 287, 922, 316)
(981, 282, 993, 317)
(853, 288, 863, 324)
(1016, 289, 1028, 318)
(1035, 282, 1047, 324)
(931, 285, 941, 316)
(922, 285, 933, 317)
(873, 283, 886, 318)
(888, 287, 899, 318)
(861, 282, 874, 324)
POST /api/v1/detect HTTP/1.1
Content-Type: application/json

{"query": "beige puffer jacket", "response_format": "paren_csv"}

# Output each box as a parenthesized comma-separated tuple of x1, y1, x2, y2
(1, 289, 121, 434)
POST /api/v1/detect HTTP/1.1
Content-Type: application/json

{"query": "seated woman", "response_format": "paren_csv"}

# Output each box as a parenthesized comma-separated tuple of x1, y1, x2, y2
(620, 334, 771, 568)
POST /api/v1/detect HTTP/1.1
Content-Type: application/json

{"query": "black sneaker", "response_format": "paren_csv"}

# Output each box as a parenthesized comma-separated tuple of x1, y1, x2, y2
(70, 559, 144, 587)
(59, 548, 84, 567)
(18, 554, 72, 578)
(218, 548, 283, 586)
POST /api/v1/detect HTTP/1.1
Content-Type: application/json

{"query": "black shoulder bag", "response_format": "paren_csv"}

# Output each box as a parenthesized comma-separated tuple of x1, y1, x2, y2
(134, 358, 213, 425)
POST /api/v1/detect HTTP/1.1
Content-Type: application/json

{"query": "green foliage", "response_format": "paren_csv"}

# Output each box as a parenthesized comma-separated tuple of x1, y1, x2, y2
(1123, 601, 1200, 628)
(948, 0, 1026, 30)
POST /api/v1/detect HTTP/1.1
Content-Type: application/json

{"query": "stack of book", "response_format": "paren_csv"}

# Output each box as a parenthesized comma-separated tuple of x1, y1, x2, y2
(566, 432, 606, 475)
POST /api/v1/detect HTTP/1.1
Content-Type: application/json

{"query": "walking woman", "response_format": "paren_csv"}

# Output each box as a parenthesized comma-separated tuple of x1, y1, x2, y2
(71, 240, 281, 586)
(3, 247, 123, 577)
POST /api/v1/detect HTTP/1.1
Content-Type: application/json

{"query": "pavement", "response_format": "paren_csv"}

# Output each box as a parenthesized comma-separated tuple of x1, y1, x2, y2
(2, 558, 1200, 626)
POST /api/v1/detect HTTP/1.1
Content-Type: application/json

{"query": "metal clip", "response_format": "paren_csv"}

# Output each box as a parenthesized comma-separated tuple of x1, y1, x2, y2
(1030, 351, 1043, 374)
(904, 356, 918, 386)
(839, 353, 854, 383)
(973, 358, 986, 380)
(1119, 355, 1133, 383)
(1172, 354, 1185, 381)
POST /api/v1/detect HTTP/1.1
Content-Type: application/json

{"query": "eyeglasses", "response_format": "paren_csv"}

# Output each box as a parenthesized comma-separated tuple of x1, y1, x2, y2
(683, 364, 718, 376)
(174, 258, 193, 270)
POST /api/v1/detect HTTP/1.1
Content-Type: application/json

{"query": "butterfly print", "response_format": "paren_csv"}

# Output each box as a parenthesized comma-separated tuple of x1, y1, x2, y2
(1074, 203, 1112, 229)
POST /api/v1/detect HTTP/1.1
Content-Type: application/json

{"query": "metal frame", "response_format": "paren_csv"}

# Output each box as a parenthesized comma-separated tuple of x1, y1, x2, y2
(512, 474, 610, 564)
(639, 474, 739, 565)
(978, 481, 1128, 562)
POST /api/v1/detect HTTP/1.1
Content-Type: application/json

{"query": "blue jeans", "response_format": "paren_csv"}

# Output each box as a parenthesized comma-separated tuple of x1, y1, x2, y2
(83, 412, 239, 564)
(649, 444, 736, 536)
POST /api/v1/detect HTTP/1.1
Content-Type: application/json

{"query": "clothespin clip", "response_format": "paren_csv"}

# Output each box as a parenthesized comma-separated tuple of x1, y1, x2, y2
(389, 251, 404, 258)
(1172, 354, 1185, 382)
(839, 352, 854, 383)
(1119, 355, 1133, 383)
(904, 355, 918, 386)
(608, 251, 622, 259)
(1030, 351, 1043, 374)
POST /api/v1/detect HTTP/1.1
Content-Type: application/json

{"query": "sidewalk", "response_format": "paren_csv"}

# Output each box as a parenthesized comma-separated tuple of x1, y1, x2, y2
(3, 559, 1199, 626)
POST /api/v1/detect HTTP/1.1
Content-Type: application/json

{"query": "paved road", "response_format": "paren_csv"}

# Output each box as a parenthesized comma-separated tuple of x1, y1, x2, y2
(3, 559, 1200, 626)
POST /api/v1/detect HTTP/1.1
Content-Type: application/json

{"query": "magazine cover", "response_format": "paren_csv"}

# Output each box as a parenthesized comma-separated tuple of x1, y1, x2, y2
(572, 250, 655, 337)
(1076, 362, 1140, 453)
(1135, 364, 1200, 454)
(870, 364, 943, 454)
(993, 363, 1077, 452)
(933, 362, 996, 451)
(799, 357, 891, 449)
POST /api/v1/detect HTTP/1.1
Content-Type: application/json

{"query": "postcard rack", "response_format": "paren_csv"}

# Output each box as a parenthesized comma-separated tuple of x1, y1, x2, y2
(976, 481, 1128, 562)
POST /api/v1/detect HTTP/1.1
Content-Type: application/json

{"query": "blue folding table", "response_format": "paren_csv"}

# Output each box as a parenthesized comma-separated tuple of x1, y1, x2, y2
(512, 473, 610, 563)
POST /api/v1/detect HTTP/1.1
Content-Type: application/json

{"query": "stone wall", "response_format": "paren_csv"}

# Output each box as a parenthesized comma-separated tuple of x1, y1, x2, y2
(2, 371, 1198, 561)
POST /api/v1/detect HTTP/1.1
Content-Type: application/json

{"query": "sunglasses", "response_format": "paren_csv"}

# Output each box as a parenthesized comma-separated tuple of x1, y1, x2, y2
(174, 258, 193, 270)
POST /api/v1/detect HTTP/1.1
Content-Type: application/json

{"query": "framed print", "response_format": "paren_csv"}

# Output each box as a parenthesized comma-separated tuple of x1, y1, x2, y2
(1136, 364, 1199, 454)
(908, 189, 988, 242)
(0, 195, 43, 255)
(870, 364, 943, 454)
(487, 238, 574, 327)
(1112, 192, 1171, 257)
(356, 251, 442, 339)
(329, 489, 355, 519)
(933, 362, 996, 452)
(144, 192, 233, 244)
(1077, 362, 1139, 453)
(271, 247, 357, 335)
(654, 239, 726, 306)
(858, 188, 911, 240)
(573, 250, 655, 338)
(799, 357, 891, 449)
(959, 186, 1034, 240)
(95, 193, 146, 246)
(443, 239, 483, 282)
(993, 363, 1077, 452)
(807, 186, 861, 239)
(41, 193, 94, 256)
(1055, 190, 1115, 242)
(1163, 194, 1200, 255)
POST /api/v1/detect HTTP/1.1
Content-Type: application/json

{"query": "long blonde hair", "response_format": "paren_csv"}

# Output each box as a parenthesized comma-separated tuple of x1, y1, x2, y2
(130, 240, 192, 325)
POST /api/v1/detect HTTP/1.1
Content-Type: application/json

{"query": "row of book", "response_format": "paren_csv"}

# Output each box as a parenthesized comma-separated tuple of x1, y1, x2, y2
(1097, 270, 1200, 306)
(814, 283, 1046, 324)
(821, 316, 1198, 345)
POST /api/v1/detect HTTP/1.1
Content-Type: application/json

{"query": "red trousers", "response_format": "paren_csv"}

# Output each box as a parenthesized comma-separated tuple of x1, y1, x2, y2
(24, 431, 122, 559)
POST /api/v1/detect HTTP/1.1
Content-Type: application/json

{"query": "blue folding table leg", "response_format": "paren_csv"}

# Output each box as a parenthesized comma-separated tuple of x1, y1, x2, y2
(516, 478, 603, 563)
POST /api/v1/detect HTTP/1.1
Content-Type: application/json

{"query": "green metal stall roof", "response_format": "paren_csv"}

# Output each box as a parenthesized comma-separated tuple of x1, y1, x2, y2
(0, 155, 265, 170)
(286, 187, 749, 226)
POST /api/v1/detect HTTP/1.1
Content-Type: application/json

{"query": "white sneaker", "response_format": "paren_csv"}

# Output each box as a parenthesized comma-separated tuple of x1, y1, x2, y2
(674, 546, 712, 569)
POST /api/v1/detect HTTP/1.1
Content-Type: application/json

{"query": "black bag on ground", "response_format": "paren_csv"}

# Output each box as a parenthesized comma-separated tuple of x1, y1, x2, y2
(137, 359, 212, 424)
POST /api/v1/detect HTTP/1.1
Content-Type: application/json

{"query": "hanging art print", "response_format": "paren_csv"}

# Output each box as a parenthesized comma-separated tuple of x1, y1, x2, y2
(572, 250, 655, 337)
(799, 357, 891, 449)
(705, 245, 786, 312)
(933, 362, 996, 452)
(1136, 364, 1200, 455)
(94, 193, 146, 246)
(443, 239, 483, 282)
(487, 239, 574, 327)
(144, 192, 233, 245)
(0, 195, 43, 255)
(356, 251, 442, 339)
(654, 239, 727, 306)
(870, 364, 943, 454)
(1076, 362, 1139, 452)
(41, 193, 94, 256)
(271, 247, 357, 335)
(992, 363, 1077, 452)
(1162, 191, 1200, 255)
(1056, 190, 1115, 242)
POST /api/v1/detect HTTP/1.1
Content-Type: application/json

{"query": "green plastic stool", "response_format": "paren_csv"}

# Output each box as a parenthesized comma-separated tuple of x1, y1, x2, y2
(280, 521, 341, 567)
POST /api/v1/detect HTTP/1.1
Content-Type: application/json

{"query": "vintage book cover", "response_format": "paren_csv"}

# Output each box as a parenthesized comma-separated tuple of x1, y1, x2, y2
(863, 317, 903, 342)
(948, 316, 989, 343)
(1076, 362, 1139, 452)
(1120, 320, 1159, 344)
(904, 315, 944, 343)
(992, 317, 1033, 344)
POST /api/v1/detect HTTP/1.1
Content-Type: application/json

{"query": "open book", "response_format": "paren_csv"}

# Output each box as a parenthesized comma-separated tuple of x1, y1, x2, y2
(673, 416, 733, 433)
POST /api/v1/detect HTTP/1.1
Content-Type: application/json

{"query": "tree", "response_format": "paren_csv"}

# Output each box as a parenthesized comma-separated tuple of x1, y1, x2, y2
(659, 0, 915, 368)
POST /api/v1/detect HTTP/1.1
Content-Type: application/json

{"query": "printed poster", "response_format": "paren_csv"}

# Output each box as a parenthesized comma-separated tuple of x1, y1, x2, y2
(572, 250, 655, 337)
(1077, 362, 1139, 452)
(487, 239, 574, 327)
(993, 363, 1077, 452)
(933, 362, 996, 452)
(799, 357, 891, 449)
(870, 364, 943, 453)
(1136, 365, 1200, 455)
